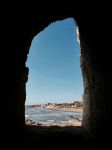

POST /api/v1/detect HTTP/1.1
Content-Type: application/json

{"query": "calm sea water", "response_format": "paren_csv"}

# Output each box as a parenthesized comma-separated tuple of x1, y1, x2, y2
(25, 106, 82, 125)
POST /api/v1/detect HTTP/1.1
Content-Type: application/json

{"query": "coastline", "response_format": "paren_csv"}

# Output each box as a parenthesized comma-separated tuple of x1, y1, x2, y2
(28, 101, 83, 113)
(25, 103, 83, 127)
(45, 107, 83, 113)
(25, 119, 82, 127)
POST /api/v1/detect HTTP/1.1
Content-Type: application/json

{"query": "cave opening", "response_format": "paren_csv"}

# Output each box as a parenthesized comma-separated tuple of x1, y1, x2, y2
(25, 18, 84, 127)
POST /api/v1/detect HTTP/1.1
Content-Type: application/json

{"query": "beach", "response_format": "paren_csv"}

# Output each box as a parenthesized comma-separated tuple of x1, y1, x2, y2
(25, 105, 83, 127)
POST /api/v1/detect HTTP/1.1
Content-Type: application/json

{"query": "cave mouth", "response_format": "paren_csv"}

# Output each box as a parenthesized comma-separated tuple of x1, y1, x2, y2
(25, 18, 84, 127)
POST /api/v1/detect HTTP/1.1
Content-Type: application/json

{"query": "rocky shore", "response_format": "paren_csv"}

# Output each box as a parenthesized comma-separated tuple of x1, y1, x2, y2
(25, 118, 81, 127)
(25, 101, 83, 127)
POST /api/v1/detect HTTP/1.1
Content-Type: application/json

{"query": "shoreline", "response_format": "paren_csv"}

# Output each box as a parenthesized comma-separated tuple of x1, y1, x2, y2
(25, 106, 82, 127)
(45, 107, 83, 113)
(25, 119, 82, 127)
(26, 101, 83, 113)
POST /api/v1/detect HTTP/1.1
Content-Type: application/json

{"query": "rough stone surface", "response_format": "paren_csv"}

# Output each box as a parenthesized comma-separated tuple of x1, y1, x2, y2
(1, 4, 111, 147)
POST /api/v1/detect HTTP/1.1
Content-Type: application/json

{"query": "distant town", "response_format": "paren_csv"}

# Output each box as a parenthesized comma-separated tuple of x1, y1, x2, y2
(26, 101, 83, 112)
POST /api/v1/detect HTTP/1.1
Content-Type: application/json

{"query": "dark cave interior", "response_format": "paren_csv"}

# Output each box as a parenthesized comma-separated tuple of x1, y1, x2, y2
(1, 6, 111, 147)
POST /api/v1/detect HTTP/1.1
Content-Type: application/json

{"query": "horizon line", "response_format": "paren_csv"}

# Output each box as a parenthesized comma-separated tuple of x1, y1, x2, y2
(25, 100, 83, 105)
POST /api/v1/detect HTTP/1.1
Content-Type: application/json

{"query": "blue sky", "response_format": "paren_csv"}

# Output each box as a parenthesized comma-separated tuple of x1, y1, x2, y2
(26, 18, 83, 105)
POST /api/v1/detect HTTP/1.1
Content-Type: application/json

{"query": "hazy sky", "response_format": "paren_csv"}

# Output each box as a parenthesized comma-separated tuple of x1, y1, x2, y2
(26, 18, 83, 105)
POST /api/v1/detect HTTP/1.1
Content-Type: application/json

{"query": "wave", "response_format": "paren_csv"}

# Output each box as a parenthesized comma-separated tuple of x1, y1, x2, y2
(25, 107, 82, 124)
(25, 115, 29, 118)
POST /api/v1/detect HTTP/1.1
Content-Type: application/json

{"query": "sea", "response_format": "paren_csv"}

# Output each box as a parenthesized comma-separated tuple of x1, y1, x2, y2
(25, 106, 83, 126)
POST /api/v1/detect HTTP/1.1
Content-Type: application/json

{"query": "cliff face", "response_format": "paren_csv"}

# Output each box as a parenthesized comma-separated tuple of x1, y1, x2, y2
(1, 4, 111, 146)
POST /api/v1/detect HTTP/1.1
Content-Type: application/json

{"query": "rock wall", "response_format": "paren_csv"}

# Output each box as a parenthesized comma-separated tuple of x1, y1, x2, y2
(1, 5, 111, 145)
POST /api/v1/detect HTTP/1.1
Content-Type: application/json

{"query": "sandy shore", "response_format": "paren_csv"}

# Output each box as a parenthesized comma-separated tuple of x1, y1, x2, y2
(47, 107, 83, 113)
